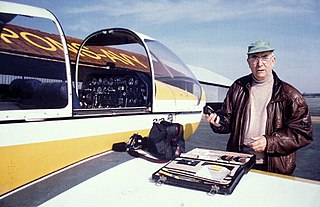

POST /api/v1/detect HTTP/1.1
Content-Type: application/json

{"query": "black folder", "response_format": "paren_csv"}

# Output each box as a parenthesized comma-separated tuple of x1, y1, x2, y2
(151, 148, 255, 195)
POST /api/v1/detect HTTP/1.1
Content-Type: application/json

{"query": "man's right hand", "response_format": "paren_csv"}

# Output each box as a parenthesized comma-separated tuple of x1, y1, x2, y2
(204, 113, 222, 127)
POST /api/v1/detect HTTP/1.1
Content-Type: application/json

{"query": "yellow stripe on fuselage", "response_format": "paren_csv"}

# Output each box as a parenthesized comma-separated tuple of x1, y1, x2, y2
(0, 130, 147, 196)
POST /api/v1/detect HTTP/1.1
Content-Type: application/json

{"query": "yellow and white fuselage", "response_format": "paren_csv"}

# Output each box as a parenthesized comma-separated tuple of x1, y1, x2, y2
(0, 1, 205, 196)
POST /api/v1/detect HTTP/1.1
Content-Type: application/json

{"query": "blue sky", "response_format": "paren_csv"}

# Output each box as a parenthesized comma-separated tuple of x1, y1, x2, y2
(8, 0, 320, 93)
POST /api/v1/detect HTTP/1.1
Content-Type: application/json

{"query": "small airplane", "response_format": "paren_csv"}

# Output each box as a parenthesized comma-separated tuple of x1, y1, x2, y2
(0, 1, 205, 196)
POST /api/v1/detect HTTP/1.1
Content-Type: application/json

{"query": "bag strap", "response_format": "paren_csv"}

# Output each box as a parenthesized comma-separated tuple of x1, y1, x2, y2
(127, 148, 169, 163)
(112, 141, 169, 163)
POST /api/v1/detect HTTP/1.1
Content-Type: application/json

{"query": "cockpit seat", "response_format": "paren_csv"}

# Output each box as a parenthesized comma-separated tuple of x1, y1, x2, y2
(10, 79, 70, 109)
(10, 79, 81, 109)
(33, 82, 68, 108)
(9, 79, 41, 107)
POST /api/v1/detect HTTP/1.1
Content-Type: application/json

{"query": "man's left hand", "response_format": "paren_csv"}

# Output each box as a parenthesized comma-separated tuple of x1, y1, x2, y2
(247, 136, 267, 152)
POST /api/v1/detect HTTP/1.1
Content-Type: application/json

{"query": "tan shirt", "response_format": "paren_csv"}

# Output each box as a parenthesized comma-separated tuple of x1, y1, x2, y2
(244, 74, 274, 163)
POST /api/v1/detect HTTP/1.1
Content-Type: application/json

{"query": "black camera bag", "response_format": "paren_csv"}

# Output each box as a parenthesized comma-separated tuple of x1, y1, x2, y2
(114, 120, 185, 163)
(147, 120, 185, 160)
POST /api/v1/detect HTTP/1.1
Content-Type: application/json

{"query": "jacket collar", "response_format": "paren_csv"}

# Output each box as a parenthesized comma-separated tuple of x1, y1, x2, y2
(237, 71, 283, 101)
(271, 71, 283, 101)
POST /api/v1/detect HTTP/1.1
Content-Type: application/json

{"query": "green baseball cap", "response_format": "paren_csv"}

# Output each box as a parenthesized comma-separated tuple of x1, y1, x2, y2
(247, 40, 275, 55)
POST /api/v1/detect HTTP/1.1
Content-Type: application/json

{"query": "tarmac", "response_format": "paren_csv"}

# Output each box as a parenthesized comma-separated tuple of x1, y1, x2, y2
(1, 117, 319, 207)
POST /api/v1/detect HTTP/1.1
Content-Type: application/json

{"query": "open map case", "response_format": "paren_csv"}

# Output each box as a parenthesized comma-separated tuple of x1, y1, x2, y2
(152, 148, 256, 195)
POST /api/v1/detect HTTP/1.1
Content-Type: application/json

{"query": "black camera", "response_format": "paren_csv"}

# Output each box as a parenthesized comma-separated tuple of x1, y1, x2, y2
(203, 105, 226, 127)
(203, 105, 215, 115)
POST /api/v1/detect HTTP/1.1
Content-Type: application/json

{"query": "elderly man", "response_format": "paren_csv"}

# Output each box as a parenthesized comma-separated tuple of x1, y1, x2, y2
(205, 40, 313, 175)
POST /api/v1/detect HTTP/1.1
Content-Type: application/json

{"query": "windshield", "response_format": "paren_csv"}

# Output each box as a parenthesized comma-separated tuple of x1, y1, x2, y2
(146, 40, 202, 102)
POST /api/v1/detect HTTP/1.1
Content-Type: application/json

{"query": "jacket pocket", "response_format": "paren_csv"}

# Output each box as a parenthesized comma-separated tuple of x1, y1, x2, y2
(269, 153, 296, 175)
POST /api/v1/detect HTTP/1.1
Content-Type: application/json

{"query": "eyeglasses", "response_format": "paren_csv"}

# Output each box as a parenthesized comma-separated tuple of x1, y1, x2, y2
(248, 54, 274, 64)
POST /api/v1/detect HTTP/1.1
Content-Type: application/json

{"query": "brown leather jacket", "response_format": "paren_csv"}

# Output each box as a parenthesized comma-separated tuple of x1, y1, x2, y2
(211, 72, 313, 175)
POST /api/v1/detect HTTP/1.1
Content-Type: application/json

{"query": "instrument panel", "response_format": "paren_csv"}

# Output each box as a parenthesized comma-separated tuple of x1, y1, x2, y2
(79, 73, 149, 109)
